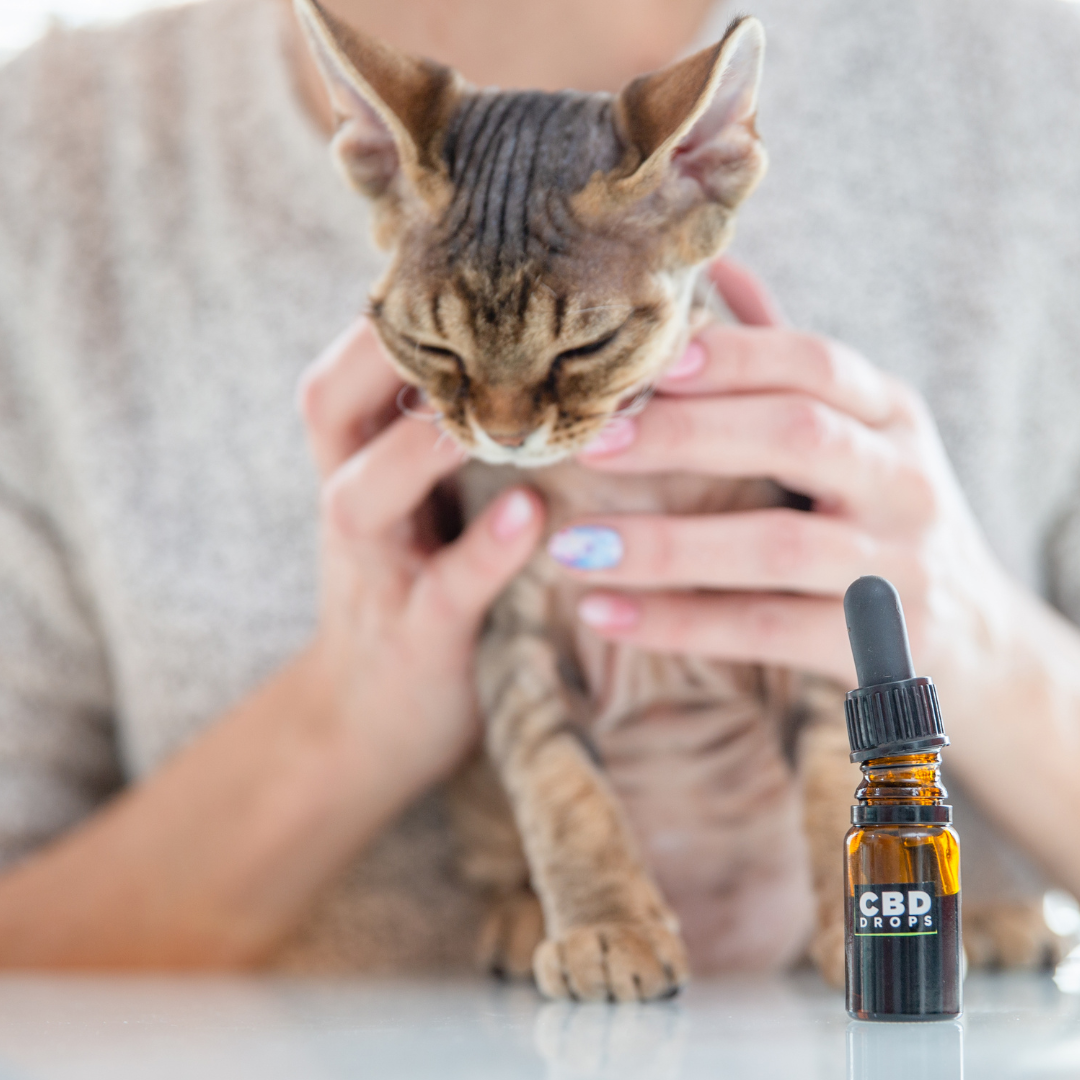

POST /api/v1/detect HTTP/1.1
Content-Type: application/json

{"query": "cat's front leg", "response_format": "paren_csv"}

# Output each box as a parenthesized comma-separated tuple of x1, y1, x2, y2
(793, 676, 861, 988)
(479, 570, 688, 1002)
(445, 750, 546, 980)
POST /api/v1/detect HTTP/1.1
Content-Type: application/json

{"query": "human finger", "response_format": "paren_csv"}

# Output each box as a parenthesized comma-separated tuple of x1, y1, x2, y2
(414, 487, 545, 633)
(298, 316, 405, 478)
(322, 417, 466, 542)
(547, 509, 882, 594)
(658, 325, 898, 428)
(579, 395, 912, 516)
(706, 257, 786, 327)
(575, 589, 856, 683)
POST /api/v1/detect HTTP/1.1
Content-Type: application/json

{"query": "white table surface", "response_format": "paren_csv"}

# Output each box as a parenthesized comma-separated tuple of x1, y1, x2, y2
(0, 970, 1075, 1079)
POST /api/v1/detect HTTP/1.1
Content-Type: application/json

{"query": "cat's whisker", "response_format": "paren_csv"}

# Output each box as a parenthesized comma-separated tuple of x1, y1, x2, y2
(433, 428, 458, 453)
(696, 272, 734, 323)
(572, 384, 657, 426)
(610, 383, 656, 418)
(397, 383, 443, 422)
(527, 277, 616, 314)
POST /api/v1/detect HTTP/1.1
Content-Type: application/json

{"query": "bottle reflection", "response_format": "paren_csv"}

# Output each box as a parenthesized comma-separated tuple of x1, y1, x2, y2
(533, 1000, 688, 1080)
(847, 1019, 963, 1080)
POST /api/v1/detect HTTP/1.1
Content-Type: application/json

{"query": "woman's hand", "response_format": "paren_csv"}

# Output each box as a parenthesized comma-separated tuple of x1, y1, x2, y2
(552, 258, 1080, 897)
(299, 318, 544, 796)
(552, 258, 1011, 693)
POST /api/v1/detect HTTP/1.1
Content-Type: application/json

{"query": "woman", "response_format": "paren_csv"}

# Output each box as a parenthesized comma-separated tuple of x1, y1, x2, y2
(0, 0, 1077, 969)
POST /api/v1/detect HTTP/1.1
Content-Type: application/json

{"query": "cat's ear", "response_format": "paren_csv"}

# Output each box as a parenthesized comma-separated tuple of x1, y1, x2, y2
(293, 0, 461, 213)
(615, 16, 766, 210)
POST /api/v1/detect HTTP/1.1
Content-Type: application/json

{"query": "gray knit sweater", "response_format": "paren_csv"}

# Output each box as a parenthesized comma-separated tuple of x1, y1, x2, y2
(0, 0, 1078, 970)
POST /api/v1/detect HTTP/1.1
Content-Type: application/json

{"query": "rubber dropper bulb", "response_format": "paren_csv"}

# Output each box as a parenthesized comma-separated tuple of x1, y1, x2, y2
(843, 575, 916, 689)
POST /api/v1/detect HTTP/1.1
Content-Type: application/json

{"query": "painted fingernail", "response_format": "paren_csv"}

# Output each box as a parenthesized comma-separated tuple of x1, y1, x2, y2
(577, 593, 640, 630)
(548, 526, 624, 570)
(663, 340, 706, 381)
(579, 416, 636, 458)
(492, 490, 535, 540)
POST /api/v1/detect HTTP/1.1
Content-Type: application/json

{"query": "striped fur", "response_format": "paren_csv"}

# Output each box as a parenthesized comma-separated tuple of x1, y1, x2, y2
(438, 91, 623, 271)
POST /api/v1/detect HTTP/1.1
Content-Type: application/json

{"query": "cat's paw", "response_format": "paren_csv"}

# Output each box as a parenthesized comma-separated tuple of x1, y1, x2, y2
(477, 890, 546, 980)
(964, 900, 1072, 970)
(533, 920, 689, 1002)
(808, 922, 847, 989)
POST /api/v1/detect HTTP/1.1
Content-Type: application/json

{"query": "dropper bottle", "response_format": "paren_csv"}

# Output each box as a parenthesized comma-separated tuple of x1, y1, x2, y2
(843, 576, 962, 1021)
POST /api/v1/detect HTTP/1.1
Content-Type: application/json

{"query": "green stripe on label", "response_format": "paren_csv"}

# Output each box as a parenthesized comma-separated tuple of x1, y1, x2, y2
(854, 931, 938, 937)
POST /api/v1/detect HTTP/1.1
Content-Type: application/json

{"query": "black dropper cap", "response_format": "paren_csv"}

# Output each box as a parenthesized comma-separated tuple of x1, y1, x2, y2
(843, 576, 948, 763)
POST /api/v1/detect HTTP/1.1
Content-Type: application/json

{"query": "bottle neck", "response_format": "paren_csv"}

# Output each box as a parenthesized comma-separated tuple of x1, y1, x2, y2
(855, 751, 946, 806)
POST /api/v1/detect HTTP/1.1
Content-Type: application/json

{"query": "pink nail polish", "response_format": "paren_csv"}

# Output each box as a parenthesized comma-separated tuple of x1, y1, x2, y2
(492, 490, 534, 540)
(577, 594, 640, 630)
(663, 340, 706, 381)
(579, 416, 636, 458)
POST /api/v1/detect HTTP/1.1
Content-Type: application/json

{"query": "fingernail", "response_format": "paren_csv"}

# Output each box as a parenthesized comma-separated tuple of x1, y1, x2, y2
(491, 489, 535, 540)
(579, 416, 636, 458)
(548, 526, 624, 570)
(663, 340, 706, 381)
(577, 593, 640, 630)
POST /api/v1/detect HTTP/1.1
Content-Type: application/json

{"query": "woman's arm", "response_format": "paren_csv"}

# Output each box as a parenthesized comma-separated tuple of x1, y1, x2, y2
(0, 320, 543, 968)
(557, 259, 1080, 898)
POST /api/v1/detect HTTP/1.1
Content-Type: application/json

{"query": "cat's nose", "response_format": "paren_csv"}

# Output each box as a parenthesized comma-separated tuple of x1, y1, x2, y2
(488, 429, 532, 448)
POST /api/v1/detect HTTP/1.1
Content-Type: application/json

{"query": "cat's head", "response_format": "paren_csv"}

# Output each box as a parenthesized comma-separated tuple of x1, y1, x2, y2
(297, 0, 767, 466)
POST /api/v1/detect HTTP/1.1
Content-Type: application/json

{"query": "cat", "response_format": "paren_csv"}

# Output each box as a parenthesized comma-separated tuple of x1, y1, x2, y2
(293, 0, 1068, 999)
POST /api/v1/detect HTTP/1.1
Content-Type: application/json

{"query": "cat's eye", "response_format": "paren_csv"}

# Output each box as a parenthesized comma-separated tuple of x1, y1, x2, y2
(401, 337, 465, 371)
(553, 329, 620, 364)
(407, 339, 463, 363)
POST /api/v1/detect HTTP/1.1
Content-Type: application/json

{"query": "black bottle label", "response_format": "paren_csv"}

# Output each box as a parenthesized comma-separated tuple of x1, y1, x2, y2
(854, 882, 938, 937)
(847, 882, 961, 1019)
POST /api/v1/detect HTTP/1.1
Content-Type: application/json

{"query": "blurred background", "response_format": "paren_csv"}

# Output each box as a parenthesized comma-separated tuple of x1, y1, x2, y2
(3, 0, 1080, 62)
(0, 0, 193, 60)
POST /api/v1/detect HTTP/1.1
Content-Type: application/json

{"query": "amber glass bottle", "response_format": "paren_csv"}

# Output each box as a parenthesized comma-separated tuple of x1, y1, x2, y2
(845, 750, 961, 1019)
(842, 577, 962, 1022)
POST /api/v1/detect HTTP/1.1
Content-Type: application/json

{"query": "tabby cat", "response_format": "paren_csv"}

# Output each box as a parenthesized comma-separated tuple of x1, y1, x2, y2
(294, 0, 1064, 1001)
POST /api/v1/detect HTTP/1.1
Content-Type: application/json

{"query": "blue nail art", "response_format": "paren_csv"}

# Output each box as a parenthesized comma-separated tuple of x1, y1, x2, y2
(548, 526, 624, 571)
